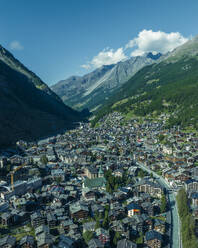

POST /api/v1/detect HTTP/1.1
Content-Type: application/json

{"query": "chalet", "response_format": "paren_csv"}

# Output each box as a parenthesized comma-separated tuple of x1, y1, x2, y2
(18, 210, 29, 224)
(174, 173, 189, 182)
(82, 188, 96, 201)
(111, 219, 125, 233)
(113, 169, 124, 177)
(162, 146, 172, 155)
(47, 213, 57, 228)
(145, 230, 162, 248)
(91, 204, 104, 217)
(35, 225, 49, 236)
(19, 235, 36, 248)
(130, 215, 145, 233)
(95, 228, 110, 246)
(154, 219, 166, 234)
(141, 202, 154, 216)
(88, 238, 104, 248)
(51, 169, 65, 181)
(1, 190, 14, 201)
(1, 212, 15, 226)
(117, 239, 137, 248)
(184, 179, 198, 191)
(127, 203, 141, 217)
(58, 235, 76, 248)
(70, 203, 89, 220)
(192, 167, 198, 177)
(0, 201, 9, 212)
(163, 169, 176, 181)
(31, 212, 46, 228)
(36, 232, 53, 248)
(191, 192, 198, 207)
(134, 179, 163, 198)
(10, 155, 25, 165)
(0, 156, 8, 169)
(0, 235, 16, 248)
(128, 166, 138, 176)
(46, 155, 57, 162)
(83, 221, 96, 233)
(145, 217, 153, 231)
(192, 207, 198, 218)
(60, 219, 74, 233)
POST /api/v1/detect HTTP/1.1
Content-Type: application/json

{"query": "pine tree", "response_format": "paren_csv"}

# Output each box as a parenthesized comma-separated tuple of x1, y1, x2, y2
(40, 155, 48, 165)
(113, 231, 121, 246)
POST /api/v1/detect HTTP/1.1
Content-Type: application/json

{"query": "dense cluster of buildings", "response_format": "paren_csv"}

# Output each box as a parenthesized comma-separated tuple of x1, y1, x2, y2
(0, 112, 197, 247)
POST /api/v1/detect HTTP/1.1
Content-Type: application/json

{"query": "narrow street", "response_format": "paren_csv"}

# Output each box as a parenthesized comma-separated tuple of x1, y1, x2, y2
(136, 162, 181, 248)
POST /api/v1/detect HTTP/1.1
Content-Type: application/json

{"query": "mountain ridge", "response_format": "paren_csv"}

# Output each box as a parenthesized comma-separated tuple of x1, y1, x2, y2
(0, 45, 61, 102)
(51, 53, 162, 111)
(92, 37, 198, 129)
(0, 45, 83, 147)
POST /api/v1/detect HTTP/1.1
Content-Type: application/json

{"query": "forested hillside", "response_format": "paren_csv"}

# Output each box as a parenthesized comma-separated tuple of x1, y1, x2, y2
(93, 51, 198, 129)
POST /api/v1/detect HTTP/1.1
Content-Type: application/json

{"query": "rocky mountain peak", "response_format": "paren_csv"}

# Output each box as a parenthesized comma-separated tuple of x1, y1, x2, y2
(146, 52, 162, 60)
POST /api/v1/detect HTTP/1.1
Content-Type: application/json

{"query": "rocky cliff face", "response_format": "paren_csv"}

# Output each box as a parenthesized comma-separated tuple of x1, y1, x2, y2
(51, 53, 162, 111)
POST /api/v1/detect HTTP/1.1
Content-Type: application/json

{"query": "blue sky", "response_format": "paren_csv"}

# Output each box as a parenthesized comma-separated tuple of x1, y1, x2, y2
(0, 0, 198, 85)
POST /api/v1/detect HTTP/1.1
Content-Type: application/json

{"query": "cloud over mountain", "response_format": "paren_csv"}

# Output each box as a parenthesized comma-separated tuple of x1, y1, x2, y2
(126, 30, 188, 56)
(81, 47, 127, 69)
(81, 30, 188, 70)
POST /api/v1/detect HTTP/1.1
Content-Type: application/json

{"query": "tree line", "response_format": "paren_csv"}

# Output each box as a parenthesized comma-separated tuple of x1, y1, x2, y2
(176, 188, 198, 248)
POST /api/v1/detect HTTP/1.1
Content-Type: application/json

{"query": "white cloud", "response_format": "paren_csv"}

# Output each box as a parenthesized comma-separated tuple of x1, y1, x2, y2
(81, 47, 127, 70)
(81, 29, 188, 70)
(9, 41, 24, 51)
(81, 64, 91, 70)
(126, 29, 188, 56)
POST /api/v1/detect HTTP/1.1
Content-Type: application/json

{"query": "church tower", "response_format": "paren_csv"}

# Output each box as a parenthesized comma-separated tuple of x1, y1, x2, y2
(98, 165, 104, 178)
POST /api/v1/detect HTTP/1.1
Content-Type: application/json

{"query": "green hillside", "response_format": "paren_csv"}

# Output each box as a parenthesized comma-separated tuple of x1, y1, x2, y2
(92, 51, 198, 129)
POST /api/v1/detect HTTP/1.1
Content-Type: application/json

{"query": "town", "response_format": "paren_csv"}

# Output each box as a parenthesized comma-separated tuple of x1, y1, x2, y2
(0, 112, 198, 248)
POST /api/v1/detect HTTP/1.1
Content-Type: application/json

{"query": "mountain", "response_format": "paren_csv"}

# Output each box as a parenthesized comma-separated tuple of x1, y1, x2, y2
(51, 53, 162, 111)
(0, 45, 82, 147)
(92, 36, 198, 129)
(52, 64, 114, 110)
(0, 45, 61, 102)
(146, 52, 162, 60)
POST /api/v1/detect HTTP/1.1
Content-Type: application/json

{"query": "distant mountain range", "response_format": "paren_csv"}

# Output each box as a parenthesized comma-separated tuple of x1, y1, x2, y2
(92, 36, 198, 129)
(2, 33, 196, 147)
(51, 52, 162, 111)
(0, 45, 83, 147)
